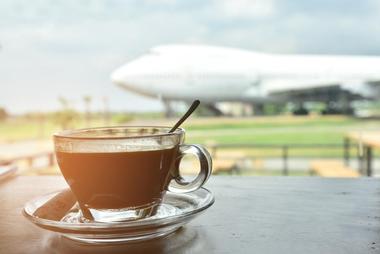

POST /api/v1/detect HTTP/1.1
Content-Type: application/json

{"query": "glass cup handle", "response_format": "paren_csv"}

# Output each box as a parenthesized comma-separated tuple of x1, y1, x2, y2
(168, 144, 212, 193)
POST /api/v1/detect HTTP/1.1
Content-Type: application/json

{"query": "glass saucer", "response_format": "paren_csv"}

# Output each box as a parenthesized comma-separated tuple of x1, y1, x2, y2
(23, 188, 214, 244)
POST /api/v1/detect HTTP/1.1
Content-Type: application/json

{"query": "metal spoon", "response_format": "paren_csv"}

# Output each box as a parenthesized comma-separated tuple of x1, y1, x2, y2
(34, 101, 201, 221)
(169, 100, 200, 133)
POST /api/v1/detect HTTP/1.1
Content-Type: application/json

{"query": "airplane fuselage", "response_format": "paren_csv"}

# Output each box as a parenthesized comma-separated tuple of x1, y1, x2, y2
(111, 45, 380, 104)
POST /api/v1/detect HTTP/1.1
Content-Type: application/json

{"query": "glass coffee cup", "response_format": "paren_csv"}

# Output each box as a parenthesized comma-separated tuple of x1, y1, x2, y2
(54, 126, 212, 222)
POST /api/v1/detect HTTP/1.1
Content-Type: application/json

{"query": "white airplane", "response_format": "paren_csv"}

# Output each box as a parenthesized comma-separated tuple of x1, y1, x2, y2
(111, 44, 380, 115)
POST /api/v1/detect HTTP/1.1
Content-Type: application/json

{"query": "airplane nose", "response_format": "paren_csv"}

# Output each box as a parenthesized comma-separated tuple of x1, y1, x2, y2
(111, 63, 151, 96)
(110, 58, 157, 98)
(111, 68, 126, 86)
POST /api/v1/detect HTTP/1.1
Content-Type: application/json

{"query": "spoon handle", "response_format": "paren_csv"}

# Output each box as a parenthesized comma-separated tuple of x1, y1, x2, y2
(169, 100, 200, 133)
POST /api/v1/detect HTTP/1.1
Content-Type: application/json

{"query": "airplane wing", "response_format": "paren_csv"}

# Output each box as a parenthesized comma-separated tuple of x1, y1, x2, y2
(263, 78, 379, 101)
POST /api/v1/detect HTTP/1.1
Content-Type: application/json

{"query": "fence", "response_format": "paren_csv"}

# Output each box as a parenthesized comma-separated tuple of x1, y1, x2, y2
(2, 152, 55, 173)
(208, 143, 360, 175)
(1, 143, 364, 176)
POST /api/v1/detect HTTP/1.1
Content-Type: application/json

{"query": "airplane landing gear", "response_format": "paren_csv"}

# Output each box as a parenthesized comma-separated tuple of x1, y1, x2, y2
(292, 107, 309, 115)
(292, 102, 309, 115)
(163, 100, 176, 118)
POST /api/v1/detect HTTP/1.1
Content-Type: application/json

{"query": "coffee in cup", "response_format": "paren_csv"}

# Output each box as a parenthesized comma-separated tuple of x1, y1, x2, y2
(54, 126, 212, 222)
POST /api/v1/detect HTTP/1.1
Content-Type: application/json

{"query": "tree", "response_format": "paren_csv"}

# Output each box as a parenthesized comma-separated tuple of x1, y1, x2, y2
(0, 107, 8, 121)
(55, 97, 78, 129)
(83, 95, 92, 127)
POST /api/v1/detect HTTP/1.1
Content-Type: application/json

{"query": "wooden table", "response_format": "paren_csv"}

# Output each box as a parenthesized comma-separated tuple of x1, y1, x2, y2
(1, 176, 380, 254)
(344, 131, 380, 176)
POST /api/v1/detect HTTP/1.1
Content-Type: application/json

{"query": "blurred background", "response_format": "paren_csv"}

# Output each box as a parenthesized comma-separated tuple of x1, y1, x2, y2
(1, 0, 380, 178)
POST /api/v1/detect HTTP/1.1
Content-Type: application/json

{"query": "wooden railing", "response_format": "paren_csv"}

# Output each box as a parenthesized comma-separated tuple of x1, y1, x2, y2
(208, 143, 359, 176)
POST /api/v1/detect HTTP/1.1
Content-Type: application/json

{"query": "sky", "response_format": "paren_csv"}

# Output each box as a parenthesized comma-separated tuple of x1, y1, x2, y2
(1, 0, 380, 114)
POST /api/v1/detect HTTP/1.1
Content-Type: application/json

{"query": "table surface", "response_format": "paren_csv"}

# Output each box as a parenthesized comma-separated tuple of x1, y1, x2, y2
(1, 175, 380, 254)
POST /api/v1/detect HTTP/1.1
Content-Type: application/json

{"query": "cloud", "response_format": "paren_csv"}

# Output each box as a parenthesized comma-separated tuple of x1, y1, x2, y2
(214, 0, 276, 18)
(1, 0, 380, 113)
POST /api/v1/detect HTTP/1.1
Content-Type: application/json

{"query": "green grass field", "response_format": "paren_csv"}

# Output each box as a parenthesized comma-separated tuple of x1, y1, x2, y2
(184, 116, 380, 157)
(1, 114, 379, 158)
(0, 112, 163, 142)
